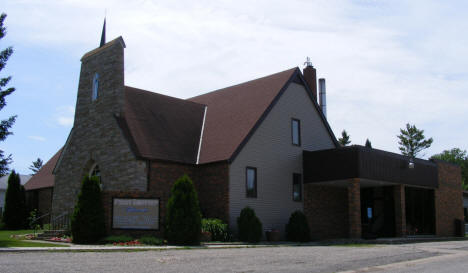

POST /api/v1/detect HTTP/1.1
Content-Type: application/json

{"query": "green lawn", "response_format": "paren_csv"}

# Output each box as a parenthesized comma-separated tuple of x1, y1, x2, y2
(0, 229, 69, 247)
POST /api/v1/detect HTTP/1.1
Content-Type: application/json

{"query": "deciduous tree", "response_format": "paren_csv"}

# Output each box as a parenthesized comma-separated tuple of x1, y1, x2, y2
(431, 148, 468, 190)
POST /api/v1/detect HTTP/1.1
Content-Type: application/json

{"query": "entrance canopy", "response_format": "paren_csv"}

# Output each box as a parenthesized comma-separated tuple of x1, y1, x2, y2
(303, 146, 438, 188)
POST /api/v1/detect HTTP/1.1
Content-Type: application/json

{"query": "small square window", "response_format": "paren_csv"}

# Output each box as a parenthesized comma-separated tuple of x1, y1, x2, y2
(293, 173, 302, 201)
(292, 119, 301, 146)
(246, 167, 257, 198)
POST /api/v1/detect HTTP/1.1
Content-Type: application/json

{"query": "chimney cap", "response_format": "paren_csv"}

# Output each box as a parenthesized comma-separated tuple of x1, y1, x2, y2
(304, 57, 313, 68)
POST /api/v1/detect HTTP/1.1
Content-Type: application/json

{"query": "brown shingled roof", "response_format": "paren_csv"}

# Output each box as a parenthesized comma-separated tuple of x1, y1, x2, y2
(120, 87, 205, 164)
(188, 68, 298, 164)
(24, 148, 62, 190)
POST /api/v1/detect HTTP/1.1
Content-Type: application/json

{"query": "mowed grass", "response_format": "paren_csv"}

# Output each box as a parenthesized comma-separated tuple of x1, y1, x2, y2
(0, 229, 69, 247)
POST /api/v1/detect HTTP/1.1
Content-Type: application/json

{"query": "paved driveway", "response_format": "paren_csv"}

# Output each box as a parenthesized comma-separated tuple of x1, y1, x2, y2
(1, 240, 468, 272)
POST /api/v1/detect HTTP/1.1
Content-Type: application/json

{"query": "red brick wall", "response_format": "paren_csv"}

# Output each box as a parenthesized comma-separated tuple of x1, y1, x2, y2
(102, 160, 229, 236)
(304, 184, 349, 239)
(26, 187, 53, 224)
(196, 162, 230, 224)
(434, 161, 464, 237)
(347, 179, 361, 239)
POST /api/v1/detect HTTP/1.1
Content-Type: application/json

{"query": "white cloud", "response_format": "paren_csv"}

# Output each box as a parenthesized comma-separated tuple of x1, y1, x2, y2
(3, 0, 468, 157)
(28, 135, 46, 142)
(55, 106, 75, 127)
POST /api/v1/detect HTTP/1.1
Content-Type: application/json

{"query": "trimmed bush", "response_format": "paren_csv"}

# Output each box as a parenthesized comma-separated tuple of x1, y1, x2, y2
(237, 207, 262, 243)
(3, 171, 28, 229)
(71, 176, 106, 244)
(165, 175, 202, 245)
(202, 218, 231, 242)
(139, 236, 164, 245)
(285, 210, 311, 242)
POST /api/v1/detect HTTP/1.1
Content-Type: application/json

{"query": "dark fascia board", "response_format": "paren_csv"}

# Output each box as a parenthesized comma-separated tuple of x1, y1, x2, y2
(294, 70, 340, 148)
(229, 67, 339, 163)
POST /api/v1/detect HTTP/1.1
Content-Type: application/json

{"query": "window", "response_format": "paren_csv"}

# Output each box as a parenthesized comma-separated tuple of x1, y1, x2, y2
(92, 73, 99, 101)
(293, 173, 302, 201)
(291, 119, 301, 146)
(246, 167, 257, 198)
(89, 164, 101, 184)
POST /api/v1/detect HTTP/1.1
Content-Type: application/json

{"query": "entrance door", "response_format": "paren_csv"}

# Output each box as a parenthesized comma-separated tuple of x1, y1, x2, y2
(361, 187, 395, 238)
(405, 187, 435, 235)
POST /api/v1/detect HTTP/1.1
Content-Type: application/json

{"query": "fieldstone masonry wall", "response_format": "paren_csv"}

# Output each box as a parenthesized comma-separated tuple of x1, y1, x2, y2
(52, 40, 147, 218)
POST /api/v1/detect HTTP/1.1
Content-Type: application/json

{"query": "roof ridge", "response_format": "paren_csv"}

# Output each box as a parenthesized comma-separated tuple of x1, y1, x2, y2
(188, 67, 298, 100)
(124, 86, 206, 107)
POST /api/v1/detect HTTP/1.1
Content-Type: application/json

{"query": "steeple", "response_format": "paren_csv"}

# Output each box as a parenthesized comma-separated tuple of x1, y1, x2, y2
(99, 17, 106, 47)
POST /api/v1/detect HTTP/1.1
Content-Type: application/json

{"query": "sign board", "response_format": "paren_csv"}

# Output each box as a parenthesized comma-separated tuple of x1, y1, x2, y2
(112, 198, 159, 230)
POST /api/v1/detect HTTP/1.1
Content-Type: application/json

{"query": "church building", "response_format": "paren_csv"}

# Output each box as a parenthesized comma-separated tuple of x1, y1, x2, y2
(51, 29, 463, 240)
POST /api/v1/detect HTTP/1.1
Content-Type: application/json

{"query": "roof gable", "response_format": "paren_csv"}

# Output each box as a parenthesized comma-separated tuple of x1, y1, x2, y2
(188, 68, 298, 164)
(24, 148, 62, 190)
(119, 87, 205, 164)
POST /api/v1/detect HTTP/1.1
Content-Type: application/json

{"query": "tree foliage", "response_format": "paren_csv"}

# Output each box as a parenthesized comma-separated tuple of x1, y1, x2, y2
(431, 148, 468, 190)
(165, 174, 202, 245)
(365, 139, 372, 148)
(3, 170, 27, 229)
(71, 176, 106, 244)
(0, 14, 17, 176)
(338, 130, 351, 146)
(29, 158, 43, 175)
(397, 123, 433, 158)
(237, 207, 262, 243)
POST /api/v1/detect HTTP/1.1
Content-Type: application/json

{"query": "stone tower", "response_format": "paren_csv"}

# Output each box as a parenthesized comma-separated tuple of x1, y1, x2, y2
(51, 37, 147, 218)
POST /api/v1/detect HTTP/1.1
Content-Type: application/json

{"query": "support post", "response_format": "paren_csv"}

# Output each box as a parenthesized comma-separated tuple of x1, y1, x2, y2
(394, 185, 406, 237)
(347, 178, 361, 239)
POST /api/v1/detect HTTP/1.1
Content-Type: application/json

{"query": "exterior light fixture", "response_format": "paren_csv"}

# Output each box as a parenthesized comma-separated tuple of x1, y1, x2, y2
(408, 158, 415, 169)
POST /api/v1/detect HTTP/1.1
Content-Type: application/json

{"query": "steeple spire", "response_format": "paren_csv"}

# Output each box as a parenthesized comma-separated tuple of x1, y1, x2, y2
(99, 17, 106, 47)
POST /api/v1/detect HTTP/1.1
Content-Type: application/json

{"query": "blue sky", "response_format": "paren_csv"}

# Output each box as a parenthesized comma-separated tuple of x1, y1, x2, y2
(1, 0, 468, 174)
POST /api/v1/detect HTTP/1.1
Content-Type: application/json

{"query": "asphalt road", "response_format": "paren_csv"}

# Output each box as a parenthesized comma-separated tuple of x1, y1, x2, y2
(1, 240, 468, 273)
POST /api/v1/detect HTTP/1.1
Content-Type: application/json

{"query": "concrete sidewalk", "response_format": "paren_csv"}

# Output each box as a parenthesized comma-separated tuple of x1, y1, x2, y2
(0, 236, 464, 252)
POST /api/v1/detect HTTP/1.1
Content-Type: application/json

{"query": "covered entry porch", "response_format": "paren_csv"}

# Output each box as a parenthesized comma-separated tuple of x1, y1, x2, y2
(303, 146, 439, 239)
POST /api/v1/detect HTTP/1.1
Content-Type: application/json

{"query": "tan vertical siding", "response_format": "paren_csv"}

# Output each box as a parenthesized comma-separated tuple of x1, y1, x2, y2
(229, 82, 335, 237)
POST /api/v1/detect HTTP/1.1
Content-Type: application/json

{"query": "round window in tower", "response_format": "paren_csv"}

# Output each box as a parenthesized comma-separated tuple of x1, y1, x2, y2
(92, 73, 99, 101)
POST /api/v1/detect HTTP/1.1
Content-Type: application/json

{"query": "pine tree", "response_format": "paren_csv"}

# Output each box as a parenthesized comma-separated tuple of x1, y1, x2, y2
(71, 176, 106, 244)
(29, 158, 43, 175)
(0, 14, 17, 176)
(365, 139, 372, 148)
(397, 123, 433, 158)
(3, 170, 27, 229)
(338, 130, 351, 146)
(165, 175, 202, 245)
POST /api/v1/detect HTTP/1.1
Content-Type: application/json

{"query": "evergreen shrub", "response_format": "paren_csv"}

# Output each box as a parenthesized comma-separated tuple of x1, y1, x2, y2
(71, 176, 106, 244)
(165, 174, 202, 245)
(3, 171, 27, 229)
(285, 210, 311, 242)
(237, 207, 262, 243)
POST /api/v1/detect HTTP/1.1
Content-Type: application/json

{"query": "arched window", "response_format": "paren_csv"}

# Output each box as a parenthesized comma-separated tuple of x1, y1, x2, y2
(89, 164, 101, 184)
(92, 73, 99, 101)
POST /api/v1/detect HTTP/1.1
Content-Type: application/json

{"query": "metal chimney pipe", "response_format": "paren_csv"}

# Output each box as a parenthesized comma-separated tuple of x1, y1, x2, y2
(319, 78, 327, 118)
